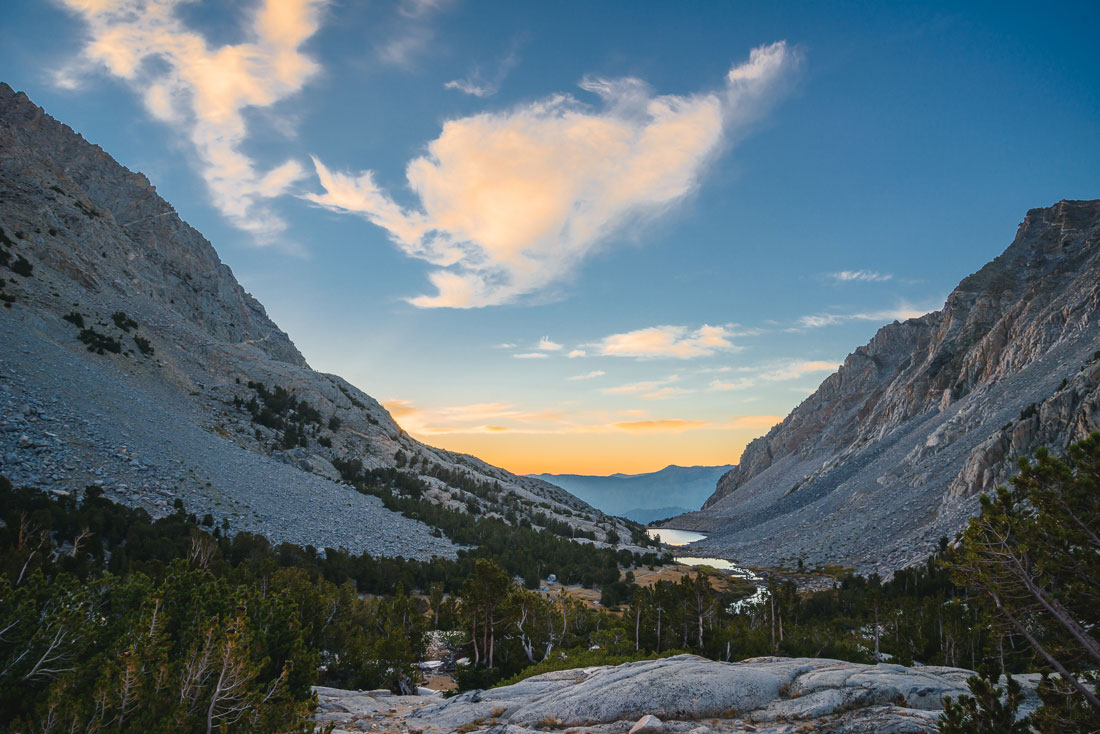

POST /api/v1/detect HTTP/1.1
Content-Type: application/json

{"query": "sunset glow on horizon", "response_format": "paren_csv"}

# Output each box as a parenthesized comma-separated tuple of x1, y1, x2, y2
(6, 0, 1096, 475)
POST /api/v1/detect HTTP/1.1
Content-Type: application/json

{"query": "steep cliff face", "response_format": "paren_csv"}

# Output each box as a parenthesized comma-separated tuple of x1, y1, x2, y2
(673, 200, 1100, 573)
(0, 83, 638, 555)
(0, 83, 306, 367)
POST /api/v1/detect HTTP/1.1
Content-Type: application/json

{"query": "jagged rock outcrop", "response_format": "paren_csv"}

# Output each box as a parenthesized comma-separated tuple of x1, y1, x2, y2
(669, 200, 1100, 574)
(0, 82, 639, 555)
(313, 654, 1042, 733)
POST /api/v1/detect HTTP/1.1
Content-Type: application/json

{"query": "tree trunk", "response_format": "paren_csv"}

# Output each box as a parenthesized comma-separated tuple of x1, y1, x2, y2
(990, 587, 1100, 710)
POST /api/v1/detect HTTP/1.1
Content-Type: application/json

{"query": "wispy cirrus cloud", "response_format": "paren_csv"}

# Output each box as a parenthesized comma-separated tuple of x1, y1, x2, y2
(378, 0, 451, 67)
(612, 419, 707, 433)
(57, 0, 327, 244)
(761, 360, 839, 381)
(707, 359, 837, 391)
(721, 415, 782, 430)
(305, 41, 798, 307)
(509, 336, 562, 359)
(602, 377, 679, 395)
(537, 336, 563, 352)
(797, 306, 928, 329)
(383, 398, 765, 436)
(640, 386, 695, 400)
(708, 377, 756, 391)
(568, 370, 606, 381)
(593, 324, 739, 359)
(445, 41, 521, 98)
(827, 269, 893, 283)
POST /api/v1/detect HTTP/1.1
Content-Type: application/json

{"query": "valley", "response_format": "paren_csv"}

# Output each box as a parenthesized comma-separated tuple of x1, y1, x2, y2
(1, 6, 1098, 727)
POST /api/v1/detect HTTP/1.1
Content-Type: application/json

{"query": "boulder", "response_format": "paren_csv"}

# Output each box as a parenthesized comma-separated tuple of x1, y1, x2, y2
(629, 714, 663, 734)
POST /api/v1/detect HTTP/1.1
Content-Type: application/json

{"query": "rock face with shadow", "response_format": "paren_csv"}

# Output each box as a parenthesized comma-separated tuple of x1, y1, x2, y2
(314, 654, 1041, 733)
(0, 82, 641, 556)
(668, 200, 1100, 575)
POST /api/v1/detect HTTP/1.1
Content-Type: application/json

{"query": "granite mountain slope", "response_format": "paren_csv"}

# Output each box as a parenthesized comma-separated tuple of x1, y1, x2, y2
(669, 199, 1100, 574)
(0, 82, 639, 557)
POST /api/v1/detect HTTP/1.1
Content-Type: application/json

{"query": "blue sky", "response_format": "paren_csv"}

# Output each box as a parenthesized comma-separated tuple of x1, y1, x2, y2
(3, 0, 1098, 473)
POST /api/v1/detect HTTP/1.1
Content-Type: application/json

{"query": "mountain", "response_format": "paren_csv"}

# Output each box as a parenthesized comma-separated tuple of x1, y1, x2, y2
(667, 199, 1100, 574)
(531, 464, 735, 522)
(0, 83, 641, 559)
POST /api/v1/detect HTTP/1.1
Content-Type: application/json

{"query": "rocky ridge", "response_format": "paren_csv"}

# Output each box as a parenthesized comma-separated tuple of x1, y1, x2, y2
(669, 200, 1100, 574)
(0, 82, 640, 557)
(530, 465, 735, 523)
(312, 654, 1041, 734)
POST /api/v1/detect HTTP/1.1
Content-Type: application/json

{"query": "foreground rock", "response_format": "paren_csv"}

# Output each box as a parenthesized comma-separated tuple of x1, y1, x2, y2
(313, 654, 1042, 733)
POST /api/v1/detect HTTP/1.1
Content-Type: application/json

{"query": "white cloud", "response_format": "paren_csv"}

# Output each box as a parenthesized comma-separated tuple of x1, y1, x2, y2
(709, 377, 755, 391)
(640, 387, 695, 400)
(760, 360, 839, 381)
(513, 352, 549, 359)
(602, 376, 678, 395)
(58, 0, 327, 243)
(707, 360, 838, 388)
(378, 0, 450, 67)
(567, 349, 586, 359)
(445, 43, 521, 98)
(593, 324, 738, 359)
(537, 336, 563, 352)
(798, 306, 928, 329)
(828, 269, 893, 283)
(568, 370, 606, 381)
(444, 79, 496, 97)
(305, 41, 796, 307)
(384, 399, 713, 436)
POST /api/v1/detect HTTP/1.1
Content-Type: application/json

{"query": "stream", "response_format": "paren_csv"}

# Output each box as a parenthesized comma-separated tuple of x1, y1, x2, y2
(647, 527, 768, 610)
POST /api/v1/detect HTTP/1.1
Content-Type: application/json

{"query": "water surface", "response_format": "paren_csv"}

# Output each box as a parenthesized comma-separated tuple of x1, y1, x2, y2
(646, 527, 706, 546)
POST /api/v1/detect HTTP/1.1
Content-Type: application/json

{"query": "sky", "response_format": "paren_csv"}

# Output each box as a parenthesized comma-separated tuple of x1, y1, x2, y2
(2, 0, 1098, 475)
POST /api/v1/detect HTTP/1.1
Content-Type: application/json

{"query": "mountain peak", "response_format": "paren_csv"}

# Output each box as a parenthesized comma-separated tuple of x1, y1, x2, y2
(668, 199, 1100, 574)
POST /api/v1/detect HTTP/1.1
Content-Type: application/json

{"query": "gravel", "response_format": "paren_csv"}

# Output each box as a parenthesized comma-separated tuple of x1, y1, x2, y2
(0, 315, 458, 561)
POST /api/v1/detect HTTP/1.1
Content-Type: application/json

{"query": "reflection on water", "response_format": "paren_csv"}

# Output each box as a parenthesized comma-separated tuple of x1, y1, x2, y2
(645, 527, 707, 546)
(646, 529, 768, 611)
(675, 556, 737, 571)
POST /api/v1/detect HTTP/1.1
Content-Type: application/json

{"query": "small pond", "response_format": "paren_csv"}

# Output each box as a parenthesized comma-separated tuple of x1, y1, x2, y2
(645, 527, 707, 546)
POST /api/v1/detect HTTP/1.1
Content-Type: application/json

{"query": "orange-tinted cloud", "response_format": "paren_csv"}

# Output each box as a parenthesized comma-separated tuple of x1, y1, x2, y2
(611, 419, 708, 433)
(59, 0, 327, 242)
(305, 42, 796, 307)
(383, 399, 782, 473)
(594, 324, 739, 359)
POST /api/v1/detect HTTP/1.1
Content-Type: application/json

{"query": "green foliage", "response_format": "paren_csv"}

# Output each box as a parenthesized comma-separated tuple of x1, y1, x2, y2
(78, 327, 122, 354)
(0, 476, 433, 728)
(0, 277, 14, 306)
(133, 334, 155, 356)
(329, 460, 665, 585)
(11, 255, 32, 277)
(62, 311, 84, 328)
(74, 199, 100, 218)
(111, 311, 138, 332)
(943, 432, 1100, 722)
(939, 663, 1028, 733)
(1029, 673, 1100, 733)
(0, 564, 318, 732)
(238, 381, 322, 449)
(337, 383, 366, 409)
